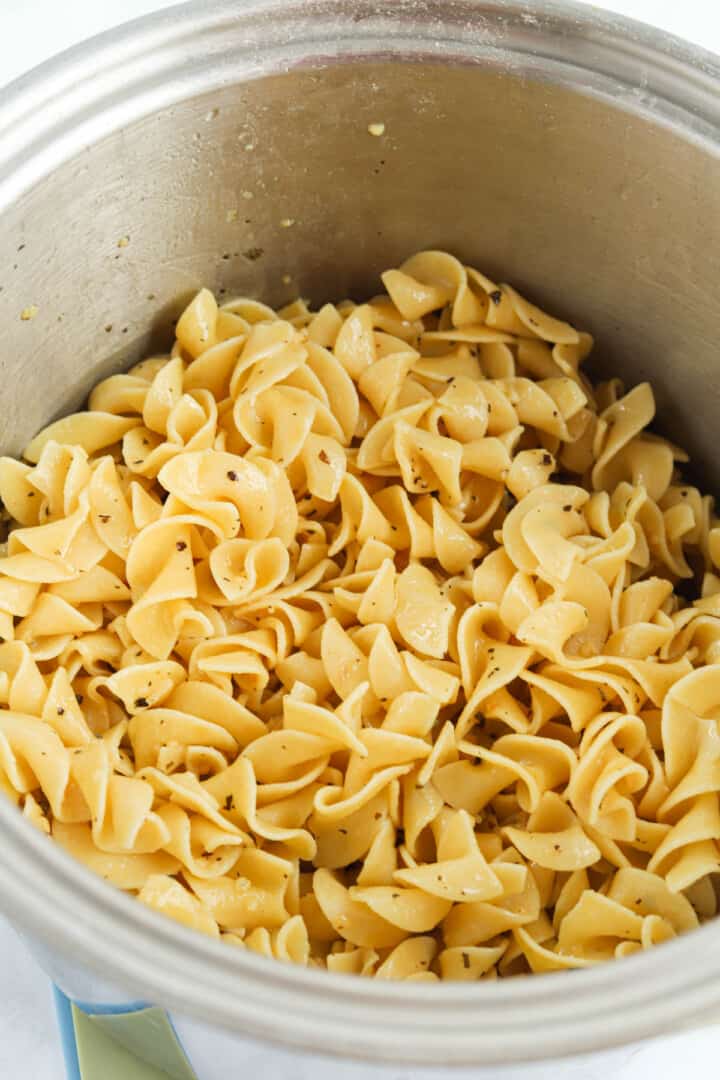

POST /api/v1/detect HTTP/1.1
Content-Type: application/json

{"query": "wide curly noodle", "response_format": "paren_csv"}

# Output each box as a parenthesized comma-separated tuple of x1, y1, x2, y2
(1, 250, 719, 978)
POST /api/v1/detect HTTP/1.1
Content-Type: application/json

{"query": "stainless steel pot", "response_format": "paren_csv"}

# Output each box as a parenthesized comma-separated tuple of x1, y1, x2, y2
(1, 1, 720, 1074)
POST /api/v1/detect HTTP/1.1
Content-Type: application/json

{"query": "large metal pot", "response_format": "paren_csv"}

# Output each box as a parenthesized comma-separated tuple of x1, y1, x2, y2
(1, 2, 720, 1076)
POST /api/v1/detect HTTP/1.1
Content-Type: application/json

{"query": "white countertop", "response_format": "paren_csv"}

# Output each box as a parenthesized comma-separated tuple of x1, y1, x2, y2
(1, 2, 720, 1078)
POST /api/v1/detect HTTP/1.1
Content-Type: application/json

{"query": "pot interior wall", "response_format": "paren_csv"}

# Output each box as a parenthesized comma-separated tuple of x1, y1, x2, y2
(1, 61, 719, 481)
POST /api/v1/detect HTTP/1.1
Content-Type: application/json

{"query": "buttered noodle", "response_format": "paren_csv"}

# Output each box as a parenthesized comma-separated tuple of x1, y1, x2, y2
(0, 250, 718, 978)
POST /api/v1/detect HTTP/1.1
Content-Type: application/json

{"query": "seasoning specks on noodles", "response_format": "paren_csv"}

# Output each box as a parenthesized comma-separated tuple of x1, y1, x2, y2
(0, 250, 717, 978)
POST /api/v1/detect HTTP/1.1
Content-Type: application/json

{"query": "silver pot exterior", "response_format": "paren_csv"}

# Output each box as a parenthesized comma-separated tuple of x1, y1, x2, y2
(1, 1, 720, 1075)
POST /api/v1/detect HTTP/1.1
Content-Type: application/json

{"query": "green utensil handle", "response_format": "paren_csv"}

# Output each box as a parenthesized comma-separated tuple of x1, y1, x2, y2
(54, 987, 198, 1080)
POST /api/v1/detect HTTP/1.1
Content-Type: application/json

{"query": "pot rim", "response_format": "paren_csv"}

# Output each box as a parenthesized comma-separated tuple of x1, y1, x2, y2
(1, 0, 719, 1065)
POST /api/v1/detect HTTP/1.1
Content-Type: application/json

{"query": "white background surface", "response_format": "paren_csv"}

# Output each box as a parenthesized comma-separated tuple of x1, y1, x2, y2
(1, 1, 720, 1078)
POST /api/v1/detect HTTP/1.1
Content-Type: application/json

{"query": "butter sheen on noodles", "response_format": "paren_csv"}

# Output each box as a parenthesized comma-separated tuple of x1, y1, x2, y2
(0, 250, 718, 979)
